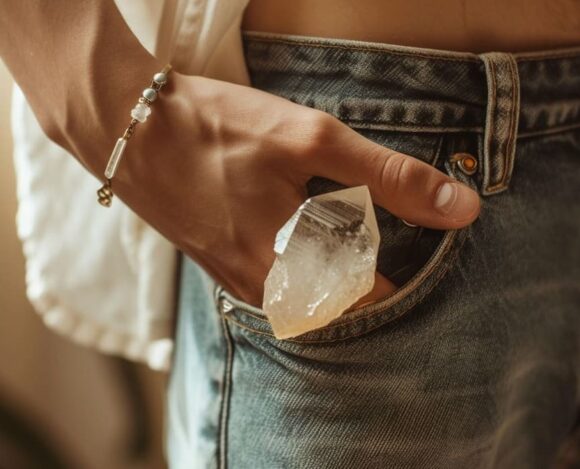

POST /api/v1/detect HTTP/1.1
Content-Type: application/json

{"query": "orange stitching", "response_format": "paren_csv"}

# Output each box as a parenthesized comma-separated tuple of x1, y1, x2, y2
(228, 228, 458, 330)
(224, 317, 275, 337)
(243, 30, 580, 63)
(487, 56, 519, 192)
(347, 122, 485, 134)
(502, 57, 518, 185)
(244, 35, 481, 63)
(225, 227, 470, 345)
(483, 58, 498, 192)
(233, 308, 269, 323)
(306, 233, 456, 329)
(516, 50, 580, 62)
(224, 217, 470, 343)
(343, 119, 483, 133)
(223, 142, 461, 332)
(504, 57, 520, 181)
(223, 163, 469, 335)
(518, 121, 580, 139)
(217, 315, 234, 465)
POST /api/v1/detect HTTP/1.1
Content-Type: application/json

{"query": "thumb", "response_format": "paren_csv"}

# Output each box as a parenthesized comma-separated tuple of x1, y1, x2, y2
(302, 118, 481, 230)
(347, 272, 397, 310)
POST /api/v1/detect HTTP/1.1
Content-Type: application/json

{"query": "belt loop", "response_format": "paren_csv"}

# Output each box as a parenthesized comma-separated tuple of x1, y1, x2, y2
(478, 52, 521, 195)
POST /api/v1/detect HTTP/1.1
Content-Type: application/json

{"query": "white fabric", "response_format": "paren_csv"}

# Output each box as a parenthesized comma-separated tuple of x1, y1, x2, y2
(10, 0, 250, 371)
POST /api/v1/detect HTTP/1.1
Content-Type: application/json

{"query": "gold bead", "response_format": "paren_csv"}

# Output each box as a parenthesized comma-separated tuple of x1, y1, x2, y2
(97, 183, 113, 207)
(98, 196, 112, 207)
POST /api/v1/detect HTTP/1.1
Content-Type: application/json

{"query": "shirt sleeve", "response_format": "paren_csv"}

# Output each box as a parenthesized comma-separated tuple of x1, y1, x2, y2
(10, 83, 177, 371)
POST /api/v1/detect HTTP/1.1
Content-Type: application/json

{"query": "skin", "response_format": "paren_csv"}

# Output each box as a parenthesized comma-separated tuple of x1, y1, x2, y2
(0, 1, 485, 310)
(243, 0, 580, 52)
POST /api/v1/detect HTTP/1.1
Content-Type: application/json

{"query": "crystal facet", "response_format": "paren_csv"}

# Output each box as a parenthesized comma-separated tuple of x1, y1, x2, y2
(131, 102, 151, 123)
(263, 185, 380, 339)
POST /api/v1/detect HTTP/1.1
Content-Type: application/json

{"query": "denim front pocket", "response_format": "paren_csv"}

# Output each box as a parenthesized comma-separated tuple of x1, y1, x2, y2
(215, 132, 476, 344)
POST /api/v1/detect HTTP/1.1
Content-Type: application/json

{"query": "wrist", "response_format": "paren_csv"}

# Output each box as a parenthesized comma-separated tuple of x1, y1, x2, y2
(60, 10, 165, 176)
(1, 0, 166, 178)
(65, 52, 165, 176)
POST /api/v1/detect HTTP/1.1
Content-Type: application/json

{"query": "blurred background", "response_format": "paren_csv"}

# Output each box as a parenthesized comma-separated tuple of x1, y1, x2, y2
(0, 62, 167, 468)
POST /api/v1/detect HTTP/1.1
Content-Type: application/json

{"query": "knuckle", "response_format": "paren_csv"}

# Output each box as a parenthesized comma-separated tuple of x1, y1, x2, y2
(300, 110, 337, 154)
(379, 151, 417, 195)
(285, 110, 338, 173)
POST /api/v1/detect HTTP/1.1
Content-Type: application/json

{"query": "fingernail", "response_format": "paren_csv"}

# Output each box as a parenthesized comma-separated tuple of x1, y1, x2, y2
(434, 182, 479, 221)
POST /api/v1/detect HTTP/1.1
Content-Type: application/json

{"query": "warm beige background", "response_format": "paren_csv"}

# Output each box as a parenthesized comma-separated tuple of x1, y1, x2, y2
(0, 61, 166, 468)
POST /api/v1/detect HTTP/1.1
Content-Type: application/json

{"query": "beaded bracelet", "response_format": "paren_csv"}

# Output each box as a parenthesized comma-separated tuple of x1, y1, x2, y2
(97, 64, 173, 207)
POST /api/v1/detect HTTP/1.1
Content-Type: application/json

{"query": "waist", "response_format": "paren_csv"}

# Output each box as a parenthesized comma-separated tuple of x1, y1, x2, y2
(242, 30, 580, 137)
(242, 0, 580, 53)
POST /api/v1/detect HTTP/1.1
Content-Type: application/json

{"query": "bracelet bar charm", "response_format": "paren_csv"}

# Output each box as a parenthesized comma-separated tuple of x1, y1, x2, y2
(97, 64, 172, 207)
(104, 138, 128, 179)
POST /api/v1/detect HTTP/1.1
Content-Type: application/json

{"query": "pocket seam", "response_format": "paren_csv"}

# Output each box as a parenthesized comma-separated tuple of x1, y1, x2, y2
(222, 225, 468, 343)
(224, 227, 457, 328)
(218, 153, 475, 343)
(225, 229, 465, 344)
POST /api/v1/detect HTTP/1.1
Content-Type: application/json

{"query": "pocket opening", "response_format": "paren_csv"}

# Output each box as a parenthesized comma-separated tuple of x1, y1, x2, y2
(216, 220, 468, 343)
(216, 140, 476, 342)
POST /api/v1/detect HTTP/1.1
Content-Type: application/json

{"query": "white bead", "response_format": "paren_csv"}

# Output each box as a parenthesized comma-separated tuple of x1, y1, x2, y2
(143, 88, 157, 101)
(153, 72, 167, 85)
(131, 102, 151, 123)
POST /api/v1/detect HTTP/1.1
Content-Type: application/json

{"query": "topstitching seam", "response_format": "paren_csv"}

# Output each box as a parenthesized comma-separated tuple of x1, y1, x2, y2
(243, 32, 580, 63)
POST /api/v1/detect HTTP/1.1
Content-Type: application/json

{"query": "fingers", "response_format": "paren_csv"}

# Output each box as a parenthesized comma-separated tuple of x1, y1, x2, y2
(301, 115, 481, 230)
(348, 272, 397, 310)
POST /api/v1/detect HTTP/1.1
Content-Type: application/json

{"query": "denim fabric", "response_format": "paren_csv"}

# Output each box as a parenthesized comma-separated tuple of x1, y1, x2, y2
(166, 31, 580, 469)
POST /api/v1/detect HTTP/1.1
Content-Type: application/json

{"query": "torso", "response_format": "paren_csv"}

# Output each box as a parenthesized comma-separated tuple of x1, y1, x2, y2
(242, 0, 580, 53)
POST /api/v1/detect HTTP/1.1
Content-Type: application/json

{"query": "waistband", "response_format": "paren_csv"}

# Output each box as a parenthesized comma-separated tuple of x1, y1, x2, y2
(242, 30, 580, 195)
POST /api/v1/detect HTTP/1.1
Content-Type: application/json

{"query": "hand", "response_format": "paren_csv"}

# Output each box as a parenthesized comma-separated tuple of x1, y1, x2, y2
(110, 74, 481, 308)
(0, 0, 480, 309)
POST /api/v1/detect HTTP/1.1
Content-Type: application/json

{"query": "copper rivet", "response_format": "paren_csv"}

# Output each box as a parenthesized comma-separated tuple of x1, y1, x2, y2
(456, 153, 478, 175)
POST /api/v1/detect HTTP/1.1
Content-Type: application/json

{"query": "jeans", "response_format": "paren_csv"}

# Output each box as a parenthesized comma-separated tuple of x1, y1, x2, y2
(166, 31, 580, 469)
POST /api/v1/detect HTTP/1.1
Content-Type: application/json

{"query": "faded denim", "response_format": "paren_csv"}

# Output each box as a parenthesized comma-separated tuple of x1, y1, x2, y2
(166, 31, 580, 469)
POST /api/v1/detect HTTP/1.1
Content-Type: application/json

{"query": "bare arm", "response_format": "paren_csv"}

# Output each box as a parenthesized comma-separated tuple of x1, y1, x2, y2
(0, 0, 161, 172)
(0, 0, 480, 307)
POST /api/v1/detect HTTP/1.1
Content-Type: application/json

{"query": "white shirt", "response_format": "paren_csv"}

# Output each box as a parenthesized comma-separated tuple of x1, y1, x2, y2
(11, 0, 250, 371)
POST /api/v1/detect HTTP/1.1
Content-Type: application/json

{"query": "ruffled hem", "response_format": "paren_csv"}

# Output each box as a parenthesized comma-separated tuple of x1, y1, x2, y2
(28, 292, 174, 372)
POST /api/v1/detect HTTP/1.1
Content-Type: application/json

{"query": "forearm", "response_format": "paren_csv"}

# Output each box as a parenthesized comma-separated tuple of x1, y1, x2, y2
(0, 0, 163, 175)
(0, 3, 481, 310)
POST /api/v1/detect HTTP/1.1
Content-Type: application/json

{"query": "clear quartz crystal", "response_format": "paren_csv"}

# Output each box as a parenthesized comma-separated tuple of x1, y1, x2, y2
(104, 138, 127, 179)
(263, 185, 380, 339)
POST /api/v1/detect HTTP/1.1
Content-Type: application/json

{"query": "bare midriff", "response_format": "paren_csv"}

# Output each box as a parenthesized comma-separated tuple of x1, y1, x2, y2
(242, 0, 580, 53)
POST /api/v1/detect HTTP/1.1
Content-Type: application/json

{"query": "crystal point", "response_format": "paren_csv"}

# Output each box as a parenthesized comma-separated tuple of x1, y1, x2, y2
(104, 138, 127, 179)
(263, 186, 380, 339)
